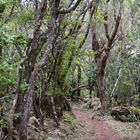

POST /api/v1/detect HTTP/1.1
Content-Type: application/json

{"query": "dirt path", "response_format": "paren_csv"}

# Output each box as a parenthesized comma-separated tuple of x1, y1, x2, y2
(73, 109, 132, 140)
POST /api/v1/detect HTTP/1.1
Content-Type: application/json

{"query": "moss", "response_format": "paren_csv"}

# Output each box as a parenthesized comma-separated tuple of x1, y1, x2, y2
(132, 107, 140, 115)
(0, 3, 5, 15)
(63, 112, 76, 126)
(59, 112, 78, 139)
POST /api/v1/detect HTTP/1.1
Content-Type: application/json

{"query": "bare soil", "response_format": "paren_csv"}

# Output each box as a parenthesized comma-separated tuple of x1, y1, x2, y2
(73, 109, 138, 140)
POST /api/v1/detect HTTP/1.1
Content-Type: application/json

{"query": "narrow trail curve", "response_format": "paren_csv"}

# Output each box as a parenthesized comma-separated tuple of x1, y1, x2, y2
(73, 109, 132, 140)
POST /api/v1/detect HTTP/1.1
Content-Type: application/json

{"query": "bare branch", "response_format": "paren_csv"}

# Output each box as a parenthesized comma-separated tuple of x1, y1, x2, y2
(104, 12, 110, 41)
(33, 0, 47, 37)
(79, 1, 98, 49)
(4, 4, 15, 24)
(34, 0, 38, 11)
(71, 84, 89, 93)
(110, 4, 122, 44)
(15, 45, 23, 58)
(111, 68, 122, 97)
(58, 0, 82, 14)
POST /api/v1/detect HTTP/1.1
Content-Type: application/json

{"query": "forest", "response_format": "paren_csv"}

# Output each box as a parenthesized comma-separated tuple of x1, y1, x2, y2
(0, 0, 140, 140)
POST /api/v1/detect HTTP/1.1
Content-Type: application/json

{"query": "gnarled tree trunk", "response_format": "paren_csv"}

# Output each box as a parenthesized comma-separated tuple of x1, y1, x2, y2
(91, 3, 122, 113)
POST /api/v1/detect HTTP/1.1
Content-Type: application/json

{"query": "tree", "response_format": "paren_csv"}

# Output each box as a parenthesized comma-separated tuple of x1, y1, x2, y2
(91, 1, 123, 113)
(11, 0, 87, 139)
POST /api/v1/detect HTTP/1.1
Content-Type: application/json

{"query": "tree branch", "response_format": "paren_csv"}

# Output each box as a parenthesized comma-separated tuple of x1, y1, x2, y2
(110, 4, 122, 44)
(71, 84, 89, 93)
(58, 0, 82, 14)
(111, 68, 122, 97)
(33, 0, 47, 37)
(104, 12, 110, 41)
(4, 4, 15, 24)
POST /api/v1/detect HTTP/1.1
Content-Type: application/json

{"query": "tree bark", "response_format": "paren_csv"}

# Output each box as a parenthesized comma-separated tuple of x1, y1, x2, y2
(96, 51, 109, 113)
(77, 65, 81, 97)
(0, 45, 2, 57)
(19, 71, 36, 140)
(98, 71, 107, 113)
(110, 68, 122, 105)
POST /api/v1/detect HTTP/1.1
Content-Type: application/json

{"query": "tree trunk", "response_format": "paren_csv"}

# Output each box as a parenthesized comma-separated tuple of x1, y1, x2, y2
(96, 52, 109, 113)
(98, 73, 107, 113)
(88, 77, 94, 98)
(33, 93, 44, 126)
(89, 87, 92, 98)
(0, 45, 2, 57)
(19, 70, 37, 140)
(77, 65, 81, 97)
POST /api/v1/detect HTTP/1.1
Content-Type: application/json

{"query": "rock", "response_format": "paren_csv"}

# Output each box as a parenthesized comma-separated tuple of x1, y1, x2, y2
(84, 97, 101, 111)
(91, 97, 101, 111)
(111, 106, 139, 122)
(29, 116, 40, 126)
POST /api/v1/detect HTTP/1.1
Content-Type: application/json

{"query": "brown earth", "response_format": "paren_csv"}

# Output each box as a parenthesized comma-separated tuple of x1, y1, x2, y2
(73, 109, 136, 140)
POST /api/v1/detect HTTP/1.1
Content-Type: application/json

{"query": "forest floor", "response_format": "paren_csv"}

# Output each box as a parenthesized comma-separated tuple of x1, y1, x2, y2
(73, 108, 140, 140)
(28, 102, 140, 140)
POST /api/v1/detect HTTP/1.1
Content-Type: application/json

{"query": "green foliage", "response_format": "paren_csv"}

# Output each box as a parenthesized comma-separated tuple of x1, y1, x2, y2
(0, 0, 18, 18)
(0, 27, 25, 47)
(127, 27, 140, 40)
(15, 10, 35, 24)
(132, 107, 140, 115)
(113, 63, 135, 104)
(13, 112, 22, 120)
(93, 10, 106, 24)
(0, 117, 8, 129)
(0, 2, 5, 16)
(47, 136, 57, 140)
(133, 95, 140, 102)
(0, 27, 25, 94)
(63, 112, 76, 127)
(0, 57, 17, 91)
